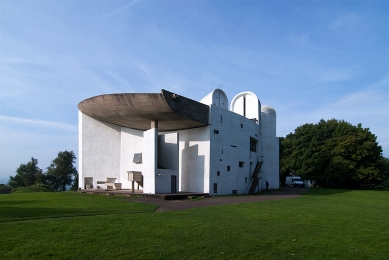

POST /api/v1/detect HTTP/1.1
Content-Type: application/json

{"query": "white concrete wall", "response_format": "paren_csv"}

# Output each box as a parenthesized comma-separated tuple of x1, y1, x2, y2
(158, 133, 178, 170)
(155, 169, 178, 193)
(179, 127, 210, 193)
(208, 105, 261, 195)
(120, 127, 144, 189)
(200, 88, 228, 109)
(260, 105, 280, 189)
(230, 92, 261, 125)
(143, 127, 157, 194)
(78, 112, 121, 189)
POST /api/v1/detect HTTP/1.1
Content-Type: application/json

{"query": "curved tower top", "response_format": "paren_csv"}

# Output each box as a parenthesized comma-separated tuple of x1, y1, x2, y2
(230, 91, 261, 123)
(200, 88, 228, 109)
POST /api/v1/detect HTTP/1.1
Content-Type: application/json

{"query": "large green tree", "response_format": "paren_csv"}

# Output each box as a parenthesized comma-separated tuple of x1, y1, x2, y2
(280, 119, 383, 188)
(46, 151, 78, 191)
(8, 157, 45, 188)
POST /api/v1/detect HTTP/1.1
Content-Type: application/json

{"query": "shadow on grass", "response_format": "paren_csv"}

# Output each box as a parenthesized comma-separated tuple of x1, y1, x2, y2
(0, 206, 83, 222)
(302, 188, 352, 196)
(0, 200, 42, 205)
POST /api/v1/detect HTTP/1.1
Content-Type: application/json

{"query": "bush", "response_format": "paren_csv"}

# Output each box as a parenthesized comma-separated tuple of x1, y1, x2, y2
(0, 184, 11, 189)
(380, 179, 389, 191)
(13, 183, 53, 193)
(0, 184, 12, 194)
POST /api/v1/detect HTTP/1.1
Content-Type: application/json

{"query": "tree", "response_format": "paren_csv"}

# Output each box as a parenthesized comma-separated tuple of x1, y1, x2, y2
(46, 151, 78, 191)
(280, 119, 383, 188)
(379, 157, 389, 190)
(8, 157, 45, 188)
(71, 172, 79, 190)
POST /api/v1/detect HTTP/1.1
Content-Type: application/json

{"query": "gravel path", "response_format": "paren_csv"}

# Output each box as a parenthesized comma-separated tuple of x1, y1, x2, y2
(131, 187, 306, 212)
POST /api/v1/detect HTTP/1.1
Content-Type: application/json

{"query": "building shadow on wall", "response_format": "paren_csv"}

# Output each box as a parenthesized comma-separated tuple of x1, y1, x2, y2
(181, 141, 204, 193)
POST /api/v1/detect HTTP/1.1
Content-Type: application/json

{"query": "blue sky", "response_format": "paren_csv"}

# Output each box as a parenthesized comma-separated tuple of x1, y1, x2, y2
(0, 0, 388, 184)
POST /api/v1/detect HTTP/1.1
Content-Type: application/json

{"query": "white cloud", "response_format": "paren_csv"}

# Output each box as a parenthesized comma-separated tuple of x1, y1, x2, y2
(331, 13, 360, 32)
(103, 0, 142, 18)
(316, 69, 353, 83)
(0, 115, 77, 132)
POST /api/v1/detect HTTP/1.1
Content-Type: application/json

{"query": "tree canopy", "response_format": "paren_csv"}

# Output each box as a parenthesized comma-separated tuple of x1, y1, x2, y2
(8, 151, 78, 191)
(280, 119, 384, 188)
(46, 151, 78, 191)
(8, 157, 45, 188)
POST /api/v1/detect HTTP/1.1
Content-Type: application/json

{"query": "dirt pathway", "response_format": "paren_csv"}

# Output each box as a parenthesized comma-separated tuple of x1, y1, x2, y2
(131, 187, 306, 212)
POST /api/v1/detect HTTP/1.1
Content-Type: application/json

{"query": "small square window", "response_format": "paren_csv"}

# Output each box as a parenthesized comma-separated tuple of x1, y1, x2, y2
(239, 161, 244, 168)
(133, 153, 142, 163)
(214, 129, 219, 134)
(227, 166, 231, 171)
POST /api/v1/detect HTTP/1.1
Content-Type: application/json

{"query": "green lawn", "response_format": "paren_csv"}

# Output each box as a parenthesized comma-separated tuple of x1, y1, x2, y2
(0, 189, 388, 259)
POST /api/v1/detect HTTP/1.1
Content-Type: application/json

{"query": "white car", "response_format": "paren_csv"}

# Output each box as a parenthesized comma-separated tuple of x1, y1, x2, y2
(285, 176, 304, 187)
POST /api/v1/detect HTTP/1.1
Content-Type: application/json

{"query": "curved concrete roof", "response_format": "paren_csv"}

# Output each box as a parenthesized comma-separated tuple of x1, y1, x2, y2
(78, 89, 209, 131)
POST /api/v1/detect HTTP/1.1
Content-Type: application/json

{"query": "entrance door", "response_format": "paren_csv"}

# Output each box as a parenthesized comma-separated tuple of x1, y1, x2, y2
(171, 175, 177, 193)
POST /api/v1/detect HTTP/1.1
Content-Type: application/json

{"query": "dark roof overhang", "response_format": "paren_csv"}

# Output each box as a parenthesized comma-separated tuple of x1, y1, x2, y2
(78, 89, 209, 131)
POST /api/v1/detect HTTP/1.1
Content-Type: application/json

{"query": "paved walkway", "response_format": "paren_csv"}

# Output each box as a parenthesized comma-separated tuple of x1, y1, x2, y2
(129, 187, 306, 212)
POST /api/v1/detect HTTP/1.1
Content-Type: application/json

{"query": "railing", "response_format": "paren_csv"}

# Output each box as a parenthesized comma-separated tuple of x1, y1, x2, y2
(248, 161, 263, 195)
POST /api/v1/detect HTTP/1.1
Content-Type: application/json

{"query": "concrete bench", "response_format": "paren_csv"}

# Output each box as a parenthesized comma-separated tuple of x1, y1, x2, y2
(105, 183, 122, 190)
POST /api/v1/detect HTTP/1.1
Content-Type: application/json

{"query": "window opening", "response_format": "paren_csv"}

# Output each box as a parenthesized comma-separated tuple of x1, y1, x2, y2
(239, 161, 244, 168)
(133, 153, 142, 163)
(227, 165, 231, 171)
(214, 129, 219, 134)
(213, 183, 218, 193)
(250, 138, 257, 153)
(217, 171, 220, 176)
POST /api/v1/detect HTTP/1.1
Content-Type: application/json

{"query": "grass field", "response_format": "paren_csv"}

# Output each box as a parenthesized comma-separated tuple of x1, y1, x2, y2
(0, 189, 388, 259)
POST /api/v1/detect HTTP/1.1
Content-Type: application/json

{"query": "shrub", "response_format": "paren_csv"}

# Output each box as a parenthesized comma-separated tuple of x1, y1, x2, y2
(0, 184, 11, 189)
(13, 183, 53, 193)
(380, 179, 389, 191)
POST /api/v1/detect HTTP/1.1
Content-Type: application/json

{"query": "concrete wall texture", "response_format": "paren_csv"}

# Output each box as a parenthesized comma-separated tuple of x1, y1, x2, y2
(79, 88, 279, 195)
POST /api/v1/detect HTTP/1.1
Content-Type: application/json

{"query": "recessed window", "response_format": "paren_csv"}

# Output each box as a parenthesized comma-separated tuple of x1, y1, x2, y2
(245, 177, 247, 183)
(214, 129, 219, 134)
(239, 161, 244, 168)
(227, 166, 231, 171)
(222, 149, 224, 154)
(133, 153, 142, 163)
(232, 190, 237, 195)
(241, 124, 243, 128)
(213, 183, 218, 193)
(217, 171, 220, 176)
(250, 138, 257, 153)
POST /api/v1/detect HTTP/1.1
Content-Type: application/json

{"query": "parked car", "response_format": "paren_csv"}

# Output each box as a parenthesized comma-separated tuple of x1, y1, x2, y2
(285, 176, 304, 187)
